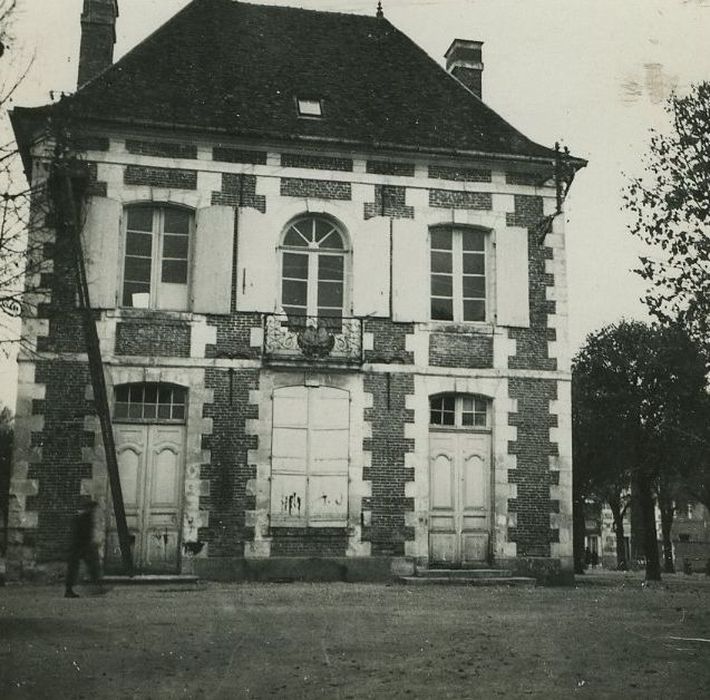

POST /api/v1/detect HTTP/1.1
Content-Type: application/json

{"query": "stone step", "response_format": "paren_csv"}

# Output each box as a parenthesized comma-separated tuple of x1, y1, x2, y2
(416, 568, 512, 579)
(102, 574, 199, 585)
(398, 576, 537, 587)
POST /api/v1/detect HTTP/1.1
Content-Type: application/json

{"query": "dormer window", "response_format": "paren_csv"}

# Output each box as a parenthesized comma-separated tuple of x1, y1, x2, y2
(297, 98, 323, 117)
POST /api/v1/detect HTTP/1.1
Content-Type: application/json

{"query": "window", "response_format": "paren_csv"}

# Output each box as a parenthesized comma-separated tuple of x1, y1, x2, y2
(114, 382, 187, 422)
(270, 386, 349, 527)
(280, 216, 348, 324)
(122, 205, 192, 310)
(297, 98, 323, 117)
(430, 226, 487, 322)
(430, 394, 489, 429)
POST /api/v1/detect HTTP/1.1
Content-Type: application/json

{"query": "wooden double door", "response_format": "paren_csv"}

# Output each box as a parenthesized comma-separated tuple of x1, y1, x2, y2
(429, 431, 491, 565)
(105, 423, 185, 573)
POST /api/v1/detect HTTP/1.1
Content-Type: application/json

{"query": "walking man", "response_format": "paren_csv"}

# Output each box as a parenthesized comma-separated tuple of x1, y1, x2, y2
(65, 500, 105, 598)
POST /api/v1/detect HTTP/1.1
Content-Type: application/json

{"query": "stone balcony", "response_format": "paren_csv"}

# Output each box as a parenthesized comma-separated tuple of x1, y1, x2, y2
(263, 313, 363, 367)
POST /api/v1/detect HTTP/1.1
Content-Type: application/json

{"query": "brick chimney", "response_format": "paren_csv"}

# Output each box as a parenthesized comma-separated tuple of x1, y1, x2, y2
(77, 0, 119, 88)
(445, 39, 484, 99)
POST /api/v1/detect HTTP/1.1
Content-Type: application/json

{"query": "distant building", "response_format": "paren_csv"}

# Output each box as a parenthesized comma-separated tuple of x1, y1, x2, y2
(5, 0, 584, 583)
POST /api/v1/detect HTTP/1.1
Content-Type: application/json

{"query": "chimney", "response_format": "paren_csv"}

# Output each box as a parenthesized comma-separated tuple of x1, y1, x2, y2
(77, 0, 119, 88)
(445, 39, 484, 99)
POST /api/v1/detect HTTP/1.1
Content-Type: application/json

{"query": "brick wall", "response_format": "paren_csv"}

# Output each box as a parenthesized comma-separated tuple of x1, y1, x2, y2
(212, 146, 267, 165)
(211, 173, 266, 212)
(280, 178, 351, 201)
(362, 372, 415, 555)
(125, 139, 197, 160)
(429, 189, 492, 210)
(200, 368, 259, 556)
(27, 360, 93, 562)
(363, 319, 413, 364)
(364, 185, 414, 220)
(507, 377, 558, 557)
(124, 165, 197, 190)
(506, 194, 557, 371)
(428, 165, 491, 182)
(115, 320, 191, 357)
(206, 312, 262, 359)
(428, 331, 493, 368)
(270, 527, 348, 557)
(366, 160, 415, 177)
(281, 153, 353, 172)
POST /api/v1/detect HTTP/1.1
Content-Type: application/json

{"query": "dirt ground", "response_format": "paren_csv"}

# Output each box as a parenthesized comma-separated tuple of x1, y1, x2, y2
(2, 572, 710, 699)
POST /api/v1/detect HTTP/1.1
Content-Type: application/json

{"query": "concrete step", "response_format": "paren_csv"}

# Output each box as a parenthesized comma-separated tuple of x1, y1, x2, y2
(102, 574, 199, 585)
(416, 568, 512, 579)
(398, 575, 537, 587)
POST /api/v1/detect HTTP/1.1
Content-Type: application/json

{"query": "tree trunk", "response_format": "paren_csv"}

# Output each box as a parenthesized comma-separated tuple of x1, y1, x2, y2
(609, 499, 628, 571)
(659, 498, 675, 574)
(637, 471, 661, 581)
(573, 494, 586, 574)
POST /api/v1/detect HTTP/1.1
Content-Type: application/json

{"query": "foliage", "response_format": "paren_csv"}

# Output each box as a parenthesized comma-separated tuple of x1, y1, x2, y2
(625, 82, 710, 348)
(572, 320, 710, 579)
(0, 402, 13, 551)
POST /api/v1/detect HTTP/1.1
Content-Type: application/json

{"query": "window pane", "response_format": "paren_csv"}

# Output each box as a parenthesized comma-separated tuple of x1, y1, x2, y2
(319, 230, 344, 250)
(124, 256, 151, 283)
(430, 396, 444, 412)
(122, 281, 150, 307)
(442, 410, 455, 425)
(173, 387, 187, 405)
(114, 403, 128, 418)
(431, 274, 452, 297)
(115, 386, 129, 402)
(431, 251, 452, 273)
(431, 298, 453, 320)
(129, 403, 142, 419)
(474, 412, 487, 427)
(158, 386, 172, 404)
(317, 281, 343, 307)
(144, 384, 158, 403)
(283, 253, 308, 279)
(172, 404, 185, 420)
(158, 404, 170, 419)
(283, 305, 307, 322)
(474, 398, 487, 413)
(463, 276, 486, 298)
(463, 299, 486, 322)
(442, 396, 455, 412)
(126, 231, 152, 256)
(318, 255, 344, 281)
(431, 229, 452, 250)
(126, 207, 153, 232)
(163, 234, 189, 259)
(284, 229, 308, 247)
(162, 259, 188, 284)
(282, 279, 308, 306)
(462, 397, 473, 412)
(129, 384, 144, 402)
(163, 208, 190, 234)
(462, 231, 485, 251)
(143, 404, 157, 419)
(463, 253, 485, 275)
(462, 412, 473, 426)
(292, 220, 313, 242)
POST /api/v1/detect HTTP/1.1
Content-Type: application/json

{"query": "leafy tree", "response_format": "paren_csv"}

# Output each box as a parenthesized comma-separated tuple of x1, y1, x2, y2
(572, 321, 709, 581)
(625, 82, 710, 348)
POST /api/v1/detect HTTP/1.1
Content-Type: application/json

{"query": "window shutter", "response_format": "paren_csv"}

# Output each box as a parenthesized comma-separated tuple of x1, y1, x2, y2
(81, 197, 122, 308)
(192, 205, 234, 314)
(352, 217, 389, 317)
(236, 208, 278, 313)
(391, 219, 428, 322)
(495, 226, 530, 327)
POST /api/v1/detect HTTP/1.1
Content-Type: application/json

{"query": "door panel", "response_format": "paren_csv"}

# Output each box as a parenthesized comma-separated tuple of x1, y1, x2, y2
(106, 423, 184, 574)
(429, 431, 491, 565)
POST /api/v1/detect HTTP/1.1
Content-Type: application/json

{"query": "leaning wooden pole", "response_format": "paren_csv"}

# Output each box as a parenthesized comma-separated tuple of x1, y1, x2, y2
(51, 162, 134, 576)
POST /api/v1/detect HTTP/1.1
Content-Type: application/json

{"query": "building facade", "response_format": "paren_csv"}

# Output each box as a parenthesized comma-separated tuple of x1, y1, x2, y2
(5, 0, 584, 583)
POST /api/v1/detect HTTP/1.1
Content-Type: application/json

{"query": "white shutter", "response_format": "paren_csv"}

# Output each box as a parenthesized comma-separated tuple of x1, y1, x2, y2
(495, 226, 530, 327)
(192, 205, 234, 314)
(271, 386, 309, 525)
(352, 217, 389, 317)
(81, 197, 121, 308)
(236, 207, 278, 313)
(391, 218, 428, 322)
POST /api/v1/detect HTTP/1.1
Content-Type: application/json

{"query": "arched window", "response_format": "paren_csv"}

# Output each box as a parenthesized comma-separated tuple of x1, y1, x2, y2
(114, 382, 187, 423)
(429, 394, 489, 429)
(280, 216, 348, 323)
(122, 204, 193, 310)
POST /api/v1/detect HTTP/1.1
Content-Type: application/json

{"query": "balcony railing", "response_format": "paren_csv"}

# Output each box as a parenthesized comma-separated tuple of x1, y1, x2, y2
(263, 313, 362, 365)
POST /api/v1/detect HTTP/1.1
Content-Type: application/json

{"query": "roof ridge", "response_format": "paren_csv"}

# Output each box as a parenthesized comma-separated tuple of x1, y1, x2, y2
(228, 0, 384, 21)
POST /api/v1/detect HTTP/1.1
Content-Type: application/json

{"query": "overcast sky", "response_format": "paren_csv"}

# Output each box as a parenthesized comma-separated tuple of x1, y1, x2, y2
(2, 0, 710, 408)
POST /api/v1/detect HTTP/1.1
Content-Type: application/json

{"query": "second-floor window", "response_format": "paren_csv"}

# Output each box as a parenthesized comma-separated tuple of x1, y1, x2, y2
(122, 205, 192, 310)
(280, 216, 347, 323)
(430, 226, 487, 323)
